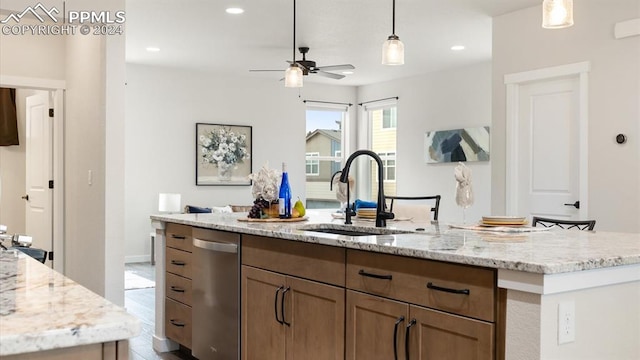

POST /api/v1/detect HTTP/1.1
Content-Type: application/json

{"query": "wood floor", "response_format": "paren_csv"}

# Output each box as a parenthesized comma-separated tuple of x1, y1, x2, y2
(125, 262, 195, 360)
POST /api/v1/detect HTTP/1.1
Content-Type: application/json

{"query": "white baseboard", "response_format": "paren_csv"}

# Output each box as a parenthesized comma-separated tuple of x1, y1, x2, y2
(125, 254, 151, 264)
(153, 335, 179, 353)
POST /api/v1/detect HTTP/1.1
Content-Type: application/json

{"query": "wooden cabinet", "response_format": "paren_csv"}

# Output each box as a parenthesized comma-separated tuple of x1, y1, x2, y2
(242, 235, 346, 360)
(164, 223, 193, 350)
(345, 249, 497, 360)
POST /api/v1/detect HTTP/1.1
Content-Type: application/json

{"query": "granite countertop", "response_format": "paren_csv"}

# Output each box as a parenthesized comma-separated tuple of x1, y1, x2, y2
(0, 250, 140, 356)
(151, 210, 640, 275)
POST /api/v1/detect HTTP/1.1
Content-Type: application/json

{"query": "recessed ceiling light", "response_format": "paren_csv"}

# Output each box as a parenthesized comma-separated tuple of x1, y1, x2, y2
(342, 71, 354, 75)
(146, 47, 160, 52)
(226, 7, 244, 14)
(451, 45, 465, 51)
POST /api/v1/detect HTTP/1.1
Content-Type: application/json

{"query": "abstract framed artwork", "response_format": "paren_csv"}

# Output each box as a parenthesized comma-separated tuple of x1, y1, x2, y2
(425, 126, 490, 163)
(196, 123, 252, 185)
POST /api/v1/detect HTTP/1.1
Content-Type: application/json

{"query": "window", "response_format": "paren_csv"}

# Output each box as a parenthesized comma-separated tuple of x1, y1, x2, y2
(305, 107, 347, 209)
(305, 152, 320, 176)
(378, 152, 396, 181)
(366, 103, 397, 198)
(382, 108, 397, 129)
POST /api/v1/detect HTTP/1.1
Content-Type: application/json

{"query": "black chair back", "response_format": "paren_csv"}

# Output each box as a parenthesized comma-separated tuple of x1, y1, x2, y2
(531, 216, 596, 231)
(386, 195, 441, 221)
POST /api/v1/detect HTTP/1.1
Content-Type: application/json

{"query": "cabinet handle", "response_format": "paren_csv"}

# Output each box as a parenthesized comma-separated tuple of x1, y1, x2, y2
(358, 269, 393, 280)
(281, 286, 291, 327)
(426, 282, 470, 295)
(170, 286, 185, 293)
(170, 260, 186, 266)
(170, 234, 186, 239)
(405, 318, 416, 360)
(169, 319, 185, 327)
(274, 286, 284, 325)
(393, 316, 405, 360)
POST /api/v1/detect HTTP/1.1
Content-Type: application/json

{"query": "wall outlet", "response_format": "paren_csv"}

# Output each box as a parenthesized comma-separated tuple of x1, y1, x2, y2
(558, 301, 575, 344)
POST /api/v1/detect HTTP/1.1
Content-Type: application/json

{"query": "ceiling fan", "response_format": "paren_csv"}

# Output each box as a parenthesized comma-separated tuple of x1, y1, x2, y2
(250, 46, 355, 80)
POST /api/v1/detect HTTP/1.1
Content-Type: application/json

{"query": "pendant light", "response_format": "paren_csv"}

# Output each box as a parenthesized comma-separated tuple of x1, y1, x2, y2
(382, 0, 404, 65)
(542, 0, 574, 29)
(285, 0, 303, 87)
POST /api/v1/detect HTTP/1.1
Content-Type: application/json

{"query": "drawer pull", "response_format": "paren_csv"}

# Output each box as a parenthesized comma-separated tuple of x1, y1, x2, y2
(169, 319, 185, 327)
(358, 269, 393, 280)
(405, 318, 417, 360)
(170, 234, 186, 239)
(170, 260, 186, 266)
(427, 282, 470, 295)
(170, 286, 185, 293)
(393, 316, 405, 360)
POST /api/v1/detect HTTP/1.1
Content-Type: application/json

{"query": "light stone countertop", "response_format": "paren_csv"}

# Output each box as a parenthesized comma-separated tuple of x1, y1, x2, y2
(0, 250, 140, 356)
(151, 210, 640, 274)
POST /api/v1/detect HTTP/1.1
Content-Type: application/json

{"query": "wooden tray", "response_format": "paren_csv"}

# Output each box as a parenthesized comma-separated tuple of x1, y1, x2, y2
(237, 216, 308, 223)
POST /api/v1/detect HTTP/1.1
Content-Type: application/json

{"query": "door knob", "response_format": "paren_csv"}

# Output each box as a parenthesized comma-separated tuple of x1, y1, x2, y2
(21, 194, 29, 201)
(563, 201, 580, 209)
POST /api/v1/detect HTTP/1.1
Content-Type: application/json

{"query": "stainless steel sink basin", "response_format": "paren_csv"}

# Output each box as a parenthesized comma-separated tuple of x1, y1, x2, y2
(300, 224, 410, 237)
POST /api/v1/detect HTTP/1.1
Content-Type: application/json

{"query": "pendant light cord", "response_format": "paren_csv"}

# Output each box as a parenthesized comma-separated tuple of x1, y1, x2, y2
(392, 0, 396, 35)
(292, 0, 296, 63)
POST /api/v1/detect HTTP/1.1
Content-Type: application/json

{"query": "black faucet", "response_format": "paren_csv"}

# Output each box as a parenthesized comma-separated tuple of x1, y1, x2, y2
(339, 150, 394, 227)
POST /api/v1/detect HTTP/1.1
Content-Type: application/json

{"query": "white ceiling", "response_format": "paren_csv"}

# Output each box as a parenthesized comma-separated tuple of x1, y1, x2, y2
(125, 0, 541, 86)
(1, 0, 541, 86)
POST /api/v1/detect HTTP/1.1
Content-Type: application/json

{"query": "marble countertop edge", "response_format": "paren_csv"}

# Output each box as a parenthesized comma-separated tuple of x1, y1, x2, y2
(150, 212, 640, 275)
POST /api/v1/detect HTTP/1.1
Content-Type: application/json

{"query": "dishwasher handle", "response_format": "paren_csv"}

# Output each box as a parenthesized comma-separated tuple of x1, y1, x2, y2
(193, 238, 238, 253)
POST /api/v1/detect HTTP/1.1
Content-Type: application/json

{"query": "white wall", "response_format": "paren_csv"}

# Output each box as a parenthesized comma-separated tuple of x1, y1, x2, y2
(492, 0, 640, 233)
(0, 89, 47, 234)
(0, 17, 66, 81)
(357, 62, 493, 223)
(124, 64, 357, 262)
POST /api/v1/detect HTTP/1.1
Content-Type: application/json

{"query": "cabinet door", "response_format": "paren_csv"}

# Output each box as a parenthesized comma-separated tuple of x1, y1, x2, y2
(242, 266, 286, 360)
(285, 277, 345, 360)
(408, 305, 494, 360)
(346, 290, 409, 360)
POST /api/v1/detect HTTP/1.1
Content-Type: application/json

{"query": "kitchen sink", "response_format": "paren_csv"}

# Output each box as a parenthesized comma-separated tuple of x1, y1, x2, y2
(300, 224, 410, 237)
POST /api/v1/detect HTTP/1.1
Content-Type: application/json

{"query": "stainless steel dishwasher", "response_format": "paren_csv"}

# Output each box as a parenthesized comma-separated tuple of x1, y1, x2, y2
(192, 228, 240, 360)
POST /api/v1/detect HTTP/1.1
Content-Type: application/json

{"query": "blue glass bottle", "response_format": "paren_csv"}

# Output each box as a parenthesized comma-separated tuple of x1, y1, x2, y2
(279, 162, 292, 219)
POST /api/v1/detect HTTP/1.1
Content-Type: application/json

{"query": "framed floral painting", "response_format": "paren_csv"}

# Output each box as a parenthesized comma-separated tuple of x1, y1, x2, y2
(196, 123, 252, 185)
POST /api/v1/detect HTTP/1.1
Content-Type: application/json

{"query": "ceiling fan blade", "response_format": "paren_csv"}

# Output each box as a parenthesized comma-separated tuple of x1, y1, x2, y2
(315, 71, 345, 80)
(316, 64, 355, 71)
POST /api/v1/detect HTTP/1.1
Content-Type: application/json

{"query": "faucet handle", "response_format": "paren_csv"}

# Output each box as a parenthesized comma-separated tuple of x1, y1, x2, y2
(379, 211, 395, 220)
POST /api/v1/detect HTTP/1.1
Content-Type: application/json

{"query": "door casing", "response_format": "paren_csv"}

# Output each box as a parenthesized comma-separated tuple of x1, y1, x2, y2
(0, 75, 65, 271)
(504, 62, 590, 219)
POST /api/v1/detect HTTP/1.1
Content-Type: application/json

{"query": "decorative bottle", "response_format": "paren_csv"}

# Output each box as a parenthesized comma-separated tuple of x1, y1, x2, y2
(278, 162, 292, 218)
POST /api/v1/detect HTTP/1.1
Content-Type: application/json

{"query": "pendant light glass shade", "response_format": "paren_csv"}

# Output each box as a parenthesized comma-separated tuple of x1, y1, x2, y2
(382, 0, 404, 65)
(284, 64, 303, 88)
(382, 35, 405, 65)
(542, 0, 573, 29)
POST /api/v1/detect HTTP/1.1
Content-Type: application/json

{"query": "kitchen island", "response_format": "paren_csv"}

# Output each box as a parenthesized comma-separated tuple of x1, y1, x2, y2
(151, 211, 640, 360)
(0, 250, 140, 359)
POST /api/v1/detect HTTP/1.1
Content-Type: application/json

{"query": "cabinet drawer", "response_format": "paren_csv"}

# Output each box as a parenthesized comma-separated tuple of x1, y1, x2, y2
(242, 235, 346, 287)
(166, 223, 193, 252)
(346, 250, 496, 322)
(166, 247, 192, 279)
(165, 298, 192, 349)
(166, 272, 192, 306)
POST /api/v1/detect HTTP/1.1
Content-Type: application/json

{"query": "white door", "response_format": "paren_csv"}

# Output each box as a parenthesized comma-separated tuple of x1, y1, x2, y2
(516, 77, 582, 220)
(25, 93, 53, 263)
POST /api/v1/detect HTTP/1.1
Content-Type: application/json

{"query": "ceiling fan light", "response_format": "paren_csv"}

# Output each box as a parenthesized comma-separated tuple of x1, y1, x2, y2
(542, 0, 573, 29)
(382, 35, 404, 65)
(284, 64, 303, 88)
